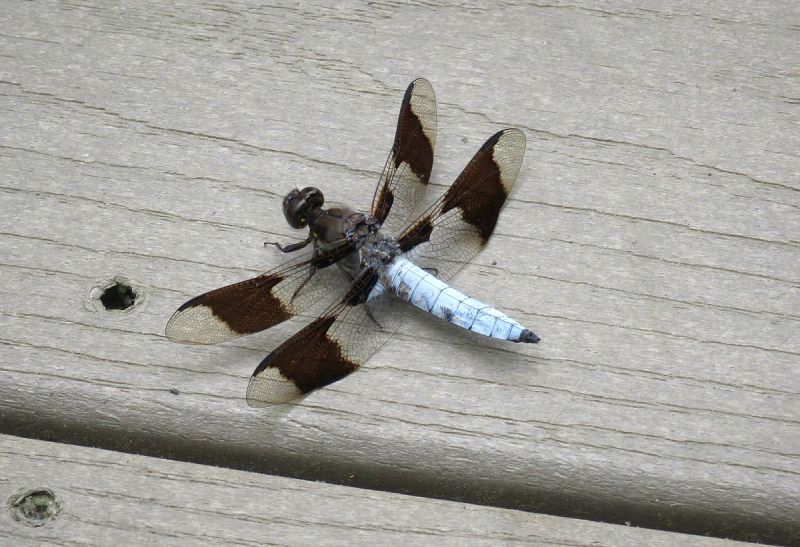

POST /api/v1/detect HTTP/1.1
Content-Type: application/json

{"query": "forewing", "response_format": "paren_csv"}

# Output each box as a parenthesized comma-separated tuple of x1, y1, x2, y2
(165, 240, 353, 345)
(371, 78, 437, 236)
(397, 128, 526, 282)
(246, 269, 402, 405)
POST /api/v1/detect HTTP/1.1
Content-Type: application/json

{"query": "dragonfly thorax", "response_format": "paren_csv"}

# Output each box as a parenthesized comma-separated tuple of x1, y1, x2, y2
(360, 233, 400, 270)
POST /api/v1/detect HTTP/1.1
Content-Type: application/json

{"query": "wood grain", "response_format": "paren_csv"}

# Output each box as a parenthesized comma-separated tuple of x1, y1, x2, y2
(1, 1, 798, 543)
(2, 434, 758, 546)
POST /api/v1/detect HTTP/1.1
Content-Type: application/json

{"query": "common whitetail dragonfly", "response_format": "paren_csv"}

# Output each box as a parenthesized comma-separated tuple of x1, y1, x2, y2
(166, 79, 539, 405)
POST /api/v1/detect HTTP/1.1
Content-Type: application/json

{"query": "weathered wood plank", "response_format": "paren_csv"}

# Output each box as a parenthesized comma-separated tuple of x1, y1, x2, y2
(0, 434, 757, 546)
(1, 0, 798, 543)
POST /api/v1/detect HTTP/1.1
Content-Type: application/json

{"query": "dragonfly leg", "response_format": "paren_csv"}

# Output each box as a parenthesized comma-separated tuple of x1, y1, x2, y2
(363, 301, 383, 329)
(265, 234, 312, 253)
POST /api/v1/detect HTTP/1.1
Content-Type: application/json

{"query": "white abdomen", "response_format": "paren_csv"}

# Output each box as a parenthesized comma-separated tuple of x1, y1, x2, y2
(372, 257, 538, 343)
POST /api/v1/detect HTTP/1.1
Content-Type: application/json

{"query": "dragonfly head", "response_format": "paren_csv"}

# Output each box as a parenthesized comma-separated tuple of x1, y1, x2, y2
(282, 186, 324, 229)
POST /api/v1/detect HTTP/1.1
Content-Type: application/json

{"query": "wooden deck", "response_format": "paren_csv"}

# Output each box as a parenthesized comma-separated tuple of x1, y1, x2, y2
(1, 434, 759, 546)
(1, 1, 798, 544)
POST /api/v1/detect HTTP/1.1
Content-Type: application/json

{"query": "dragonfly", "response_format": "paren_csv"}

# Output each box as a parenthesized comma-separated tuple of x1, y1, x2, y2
(166, 79, 539, 405)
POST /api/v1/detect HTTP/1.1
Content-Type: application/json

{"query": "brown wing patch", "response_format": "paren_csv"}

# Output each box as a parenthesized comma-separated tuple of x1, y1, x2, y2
(246, 269, 403, 406)
(372, 78, 437, 235)
(249, 315, 358, 400)
(440, 131, 509, 243)
(165, 241, 353, 345)
(165, 274, 291, 344)
(397, 129, 526, 282)
(398, 216, 434, 253)
(395, 82, 435, 179)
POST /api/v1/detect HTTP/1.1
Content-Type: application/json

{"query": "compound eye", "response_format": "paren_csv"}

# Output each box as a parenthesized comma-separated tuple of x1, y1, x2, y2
(302, 187, 324, 208)
(283, 189, 298, 204)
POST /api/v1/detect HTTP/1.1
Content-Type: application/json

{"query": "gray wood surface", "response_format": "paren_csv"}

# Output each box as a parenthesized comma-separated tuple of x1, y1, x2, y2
(1, 0, 798, 544)
(2, 434, 761, 547)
